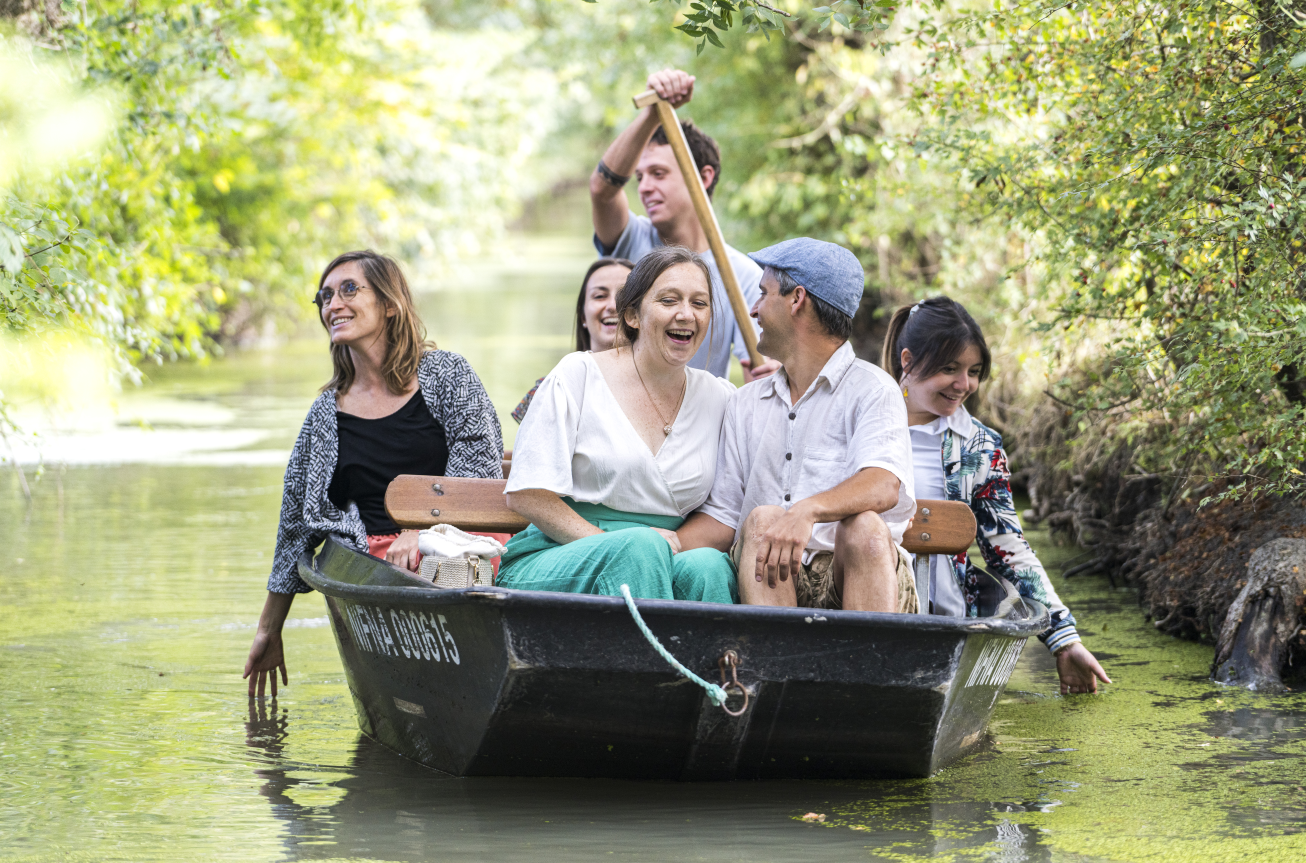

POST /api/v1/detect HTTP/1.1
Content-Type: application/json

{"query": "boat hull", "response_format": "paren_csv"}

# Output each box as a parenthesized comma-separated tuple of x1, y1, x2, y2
(301, 539, 1047, 780)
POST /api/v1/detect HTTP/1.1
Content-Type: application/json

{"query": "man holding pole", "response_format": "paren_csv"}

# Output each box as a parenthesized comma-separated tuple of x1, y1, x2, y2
(591, 69, 780, 381)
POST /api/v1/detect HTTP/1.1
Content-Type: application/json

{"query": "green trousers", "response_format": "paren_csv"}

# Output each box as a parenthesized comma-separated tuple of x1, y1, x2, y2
(497, 501, 738, 605)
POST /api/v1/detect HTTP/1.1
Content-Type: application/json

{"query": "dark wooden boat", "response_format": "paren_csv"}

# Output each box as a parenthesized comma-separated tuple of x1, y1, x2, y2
(296, 476, 1049, 780)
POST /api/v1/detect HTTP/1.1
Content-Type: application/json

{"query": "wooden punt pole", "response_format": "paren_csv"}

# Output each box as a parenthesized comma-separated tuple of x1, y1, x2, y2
(632, 89, 764, 369)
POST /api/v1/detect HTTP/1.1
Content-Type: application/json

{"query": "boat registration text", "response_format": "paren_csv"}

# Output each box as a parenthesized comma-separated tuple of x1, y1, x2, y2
(341, 603, 460, 665)
(965, 638, 1023, 688)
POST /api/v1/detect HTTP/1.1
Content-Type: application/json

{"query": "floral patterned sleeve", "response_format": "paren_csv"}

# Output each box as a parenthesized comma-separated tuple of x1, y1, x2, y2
(511, 377, 546, 424)
(971, 444, 1081, 653)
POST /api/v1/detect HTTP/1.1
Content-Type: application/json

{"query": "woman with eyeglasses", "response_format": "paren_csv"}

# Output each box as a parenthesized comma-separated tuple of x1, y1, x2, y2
(243, 250, 503, 697)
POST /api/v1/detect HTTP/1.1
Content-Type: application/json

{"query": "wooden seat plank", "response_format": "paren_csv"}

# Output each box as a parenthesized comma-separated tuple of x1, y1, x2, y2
(902, 500, 975, 556)
(386, 475, 976, 556)
(386, 475, 529, 534)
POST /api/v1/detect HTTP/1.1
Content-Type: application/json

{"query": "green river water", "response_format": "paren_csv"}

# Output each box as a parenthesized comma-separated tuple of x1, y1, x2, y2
(3, 234, 1305, 862)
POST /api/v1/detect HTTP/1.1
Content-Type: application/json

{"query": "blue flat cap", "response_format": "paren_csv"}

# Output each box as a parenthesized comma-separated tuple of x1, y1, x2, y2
(749, 238, 864, 319)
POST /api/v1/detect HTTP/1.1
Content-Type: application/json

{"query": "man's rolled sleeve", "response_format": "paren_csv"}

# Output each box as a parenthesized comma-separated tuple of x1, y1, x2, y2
(697, 398, 748, 534)
(849, 387, 916, 532)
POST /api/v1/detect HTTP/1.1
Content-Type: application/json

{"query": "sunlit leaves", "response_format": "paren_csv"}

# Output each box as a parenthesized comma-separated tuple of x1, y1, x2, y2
(0, 223, 24, 277)
(3, 0, 562, 427)
(906, 1, 1306, 498)
(649, 0, 899, 53)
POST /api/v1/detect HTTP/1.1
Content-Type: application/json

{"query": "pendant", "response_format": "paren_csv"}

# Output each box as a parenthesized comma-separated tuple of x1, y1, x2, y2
(663, 424, 673, 436)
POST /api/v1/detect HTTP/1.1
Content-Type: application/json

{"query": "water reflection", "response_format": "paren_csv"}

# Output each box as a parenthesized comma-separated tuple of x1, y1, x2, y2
(1189, 706, 1306, 836)
(1204, 706, 1306, 745)
(244, 702, 1061, 862)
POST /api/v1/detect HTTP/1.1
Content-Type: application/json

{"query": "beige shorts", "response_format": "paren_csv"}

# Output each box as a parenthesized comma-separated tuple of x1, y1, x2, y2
(730, 539, 919, 613)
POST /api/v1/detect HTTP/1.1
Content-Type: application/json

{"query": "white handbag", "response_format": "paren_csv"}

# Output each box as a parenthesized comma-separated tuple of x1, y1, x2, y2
(416, 524, 508, 589)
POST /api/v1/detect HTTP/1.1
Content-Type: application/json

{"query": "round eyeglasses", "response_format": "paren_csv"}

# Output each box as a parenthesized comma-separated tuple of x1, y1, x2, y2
(314, 280, 369, 307)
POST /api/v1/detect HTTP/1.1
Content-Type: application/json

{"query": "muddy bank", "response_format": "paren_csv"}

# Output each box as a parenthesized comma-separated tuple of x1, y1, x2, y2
(1136, 493, 1306, 643)
(1022, 460, 1306, 687)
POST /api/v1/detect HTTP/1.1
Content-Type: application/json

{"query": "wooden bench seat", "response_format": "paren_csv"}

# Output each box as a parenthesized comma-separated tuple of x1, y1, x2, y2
(385, 474, 976, 556)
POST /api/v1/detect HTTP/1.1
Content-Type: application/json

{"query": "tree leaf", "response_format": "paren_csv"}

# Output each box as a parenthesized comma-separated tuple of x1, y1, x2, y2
(0, 223, 24, 275)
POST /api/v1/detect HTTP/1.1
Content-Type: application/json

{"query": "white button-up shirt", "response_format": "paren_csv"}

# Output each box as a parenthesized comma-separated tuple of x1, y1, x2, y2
(699, 342, 916, 559)
(909, 409, 972, 616)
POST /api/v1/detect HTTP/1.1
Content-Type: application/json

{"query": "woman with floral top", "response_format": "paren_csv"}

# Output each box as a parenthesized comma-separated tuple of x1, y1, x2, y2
(883, 297, 1111, 695)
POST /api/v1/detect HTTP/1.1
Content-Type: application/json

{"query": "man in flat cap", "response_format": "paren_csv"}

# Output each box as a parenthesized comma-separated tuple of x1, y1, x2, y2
(678, 238, 918, 613)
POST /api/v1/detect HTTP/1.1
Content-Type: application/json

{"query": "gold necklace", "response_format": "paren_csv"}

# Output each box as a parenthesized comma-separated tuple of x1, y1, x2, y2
(632, 353, 687, 436)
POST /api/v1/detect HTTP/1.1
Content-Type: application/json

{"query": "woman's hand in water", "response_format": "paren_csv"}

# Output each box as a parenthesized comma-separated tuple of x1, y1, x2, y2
(244, 630, 287, 698)
(651, 528, 682, 554)
(385, 529, 422, 572)
(1055, 642, 1112, 695)
(245, 591, 294, 698)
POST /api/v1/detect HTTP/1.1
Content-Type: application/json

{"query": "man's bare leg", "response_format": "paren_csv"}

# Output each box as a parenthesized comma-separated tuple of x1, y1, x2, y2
(736, 506, 798, 606)
(831, 510, 899, 612)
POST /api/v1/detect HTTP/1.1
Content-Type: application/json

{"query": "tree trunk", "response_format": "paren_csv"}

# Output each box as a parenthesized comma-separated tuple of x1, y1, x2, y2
(1212, 539, 1306, 692)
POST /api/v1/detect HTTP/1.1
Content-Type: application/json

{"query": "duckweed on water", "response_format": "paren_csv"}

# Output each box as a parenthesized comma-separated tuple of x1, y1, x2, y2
(819, 543, 1306, 862)
(9, 462, 1302, 861)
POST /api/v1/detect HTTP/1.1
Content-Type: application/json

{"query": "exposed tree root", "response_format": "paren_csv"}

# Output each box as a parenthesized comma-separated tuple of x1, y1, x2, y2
(992, 384, 1306, 688)
(1032, 475, 1306, 686)
(1212, 539, 1306, 692)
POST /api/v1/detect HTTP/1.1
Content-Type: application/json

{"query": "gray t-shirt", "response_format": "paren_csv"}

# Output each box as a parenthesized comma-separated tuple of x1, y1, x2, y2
(595, 212, 763, 378)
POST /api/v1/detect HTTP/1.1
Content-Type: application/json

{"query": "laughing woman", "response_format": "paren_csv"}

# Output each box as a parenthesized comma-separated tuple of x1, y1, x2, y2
(500, 245, 737, 603)
(244, 251, 503, 697)
(883, 297, 1110, 695)
(511, 256, 634, 423)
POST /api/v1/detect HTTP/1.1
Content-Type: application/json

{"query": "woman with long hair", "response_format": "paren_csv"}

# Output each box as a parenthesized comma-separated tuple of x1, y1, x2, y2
(243, 250, 503, 697)
(511, 256, 634, 423)
(499, 246, 736, 602)
(883, 296, 1110, 695)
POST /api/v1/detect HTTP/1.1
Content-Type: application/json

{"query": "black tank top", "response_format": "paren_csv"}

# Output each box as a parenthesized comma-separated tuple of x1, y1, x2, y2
(327, 390, 448, 534)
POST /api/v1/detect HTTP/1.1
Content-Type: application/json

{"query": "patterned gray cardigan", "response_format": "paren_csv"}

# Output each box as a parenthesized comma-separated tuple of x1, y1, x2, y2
(267, 350, 504, 594)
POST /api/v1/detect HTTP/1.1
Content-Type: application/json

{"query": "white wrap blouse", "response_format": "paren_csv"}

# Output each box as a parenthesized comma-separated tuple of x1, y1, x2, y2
(505, 351, 736, 518)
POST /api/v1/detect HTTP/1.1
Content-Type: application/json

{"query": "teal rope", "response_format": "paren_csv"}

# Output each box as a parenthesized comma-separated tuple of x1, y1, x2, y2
(620, 584, 727, 707)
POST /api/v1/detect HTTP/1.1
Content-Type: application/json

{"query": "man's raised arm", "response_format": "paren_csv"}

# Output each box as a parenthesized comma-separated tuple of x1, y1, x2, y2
(590, 69, 695, 251)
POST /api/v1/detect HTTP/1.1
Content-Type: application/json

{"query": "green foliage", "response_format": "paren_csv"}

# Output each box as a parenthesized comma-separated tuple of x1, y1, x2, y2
(649, 0, 900, 54)
(900, 1, 1306, 498)
(628, 0, 1306, 497)
(2, 0, 558, 402)
(721, 26, 972, 285)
